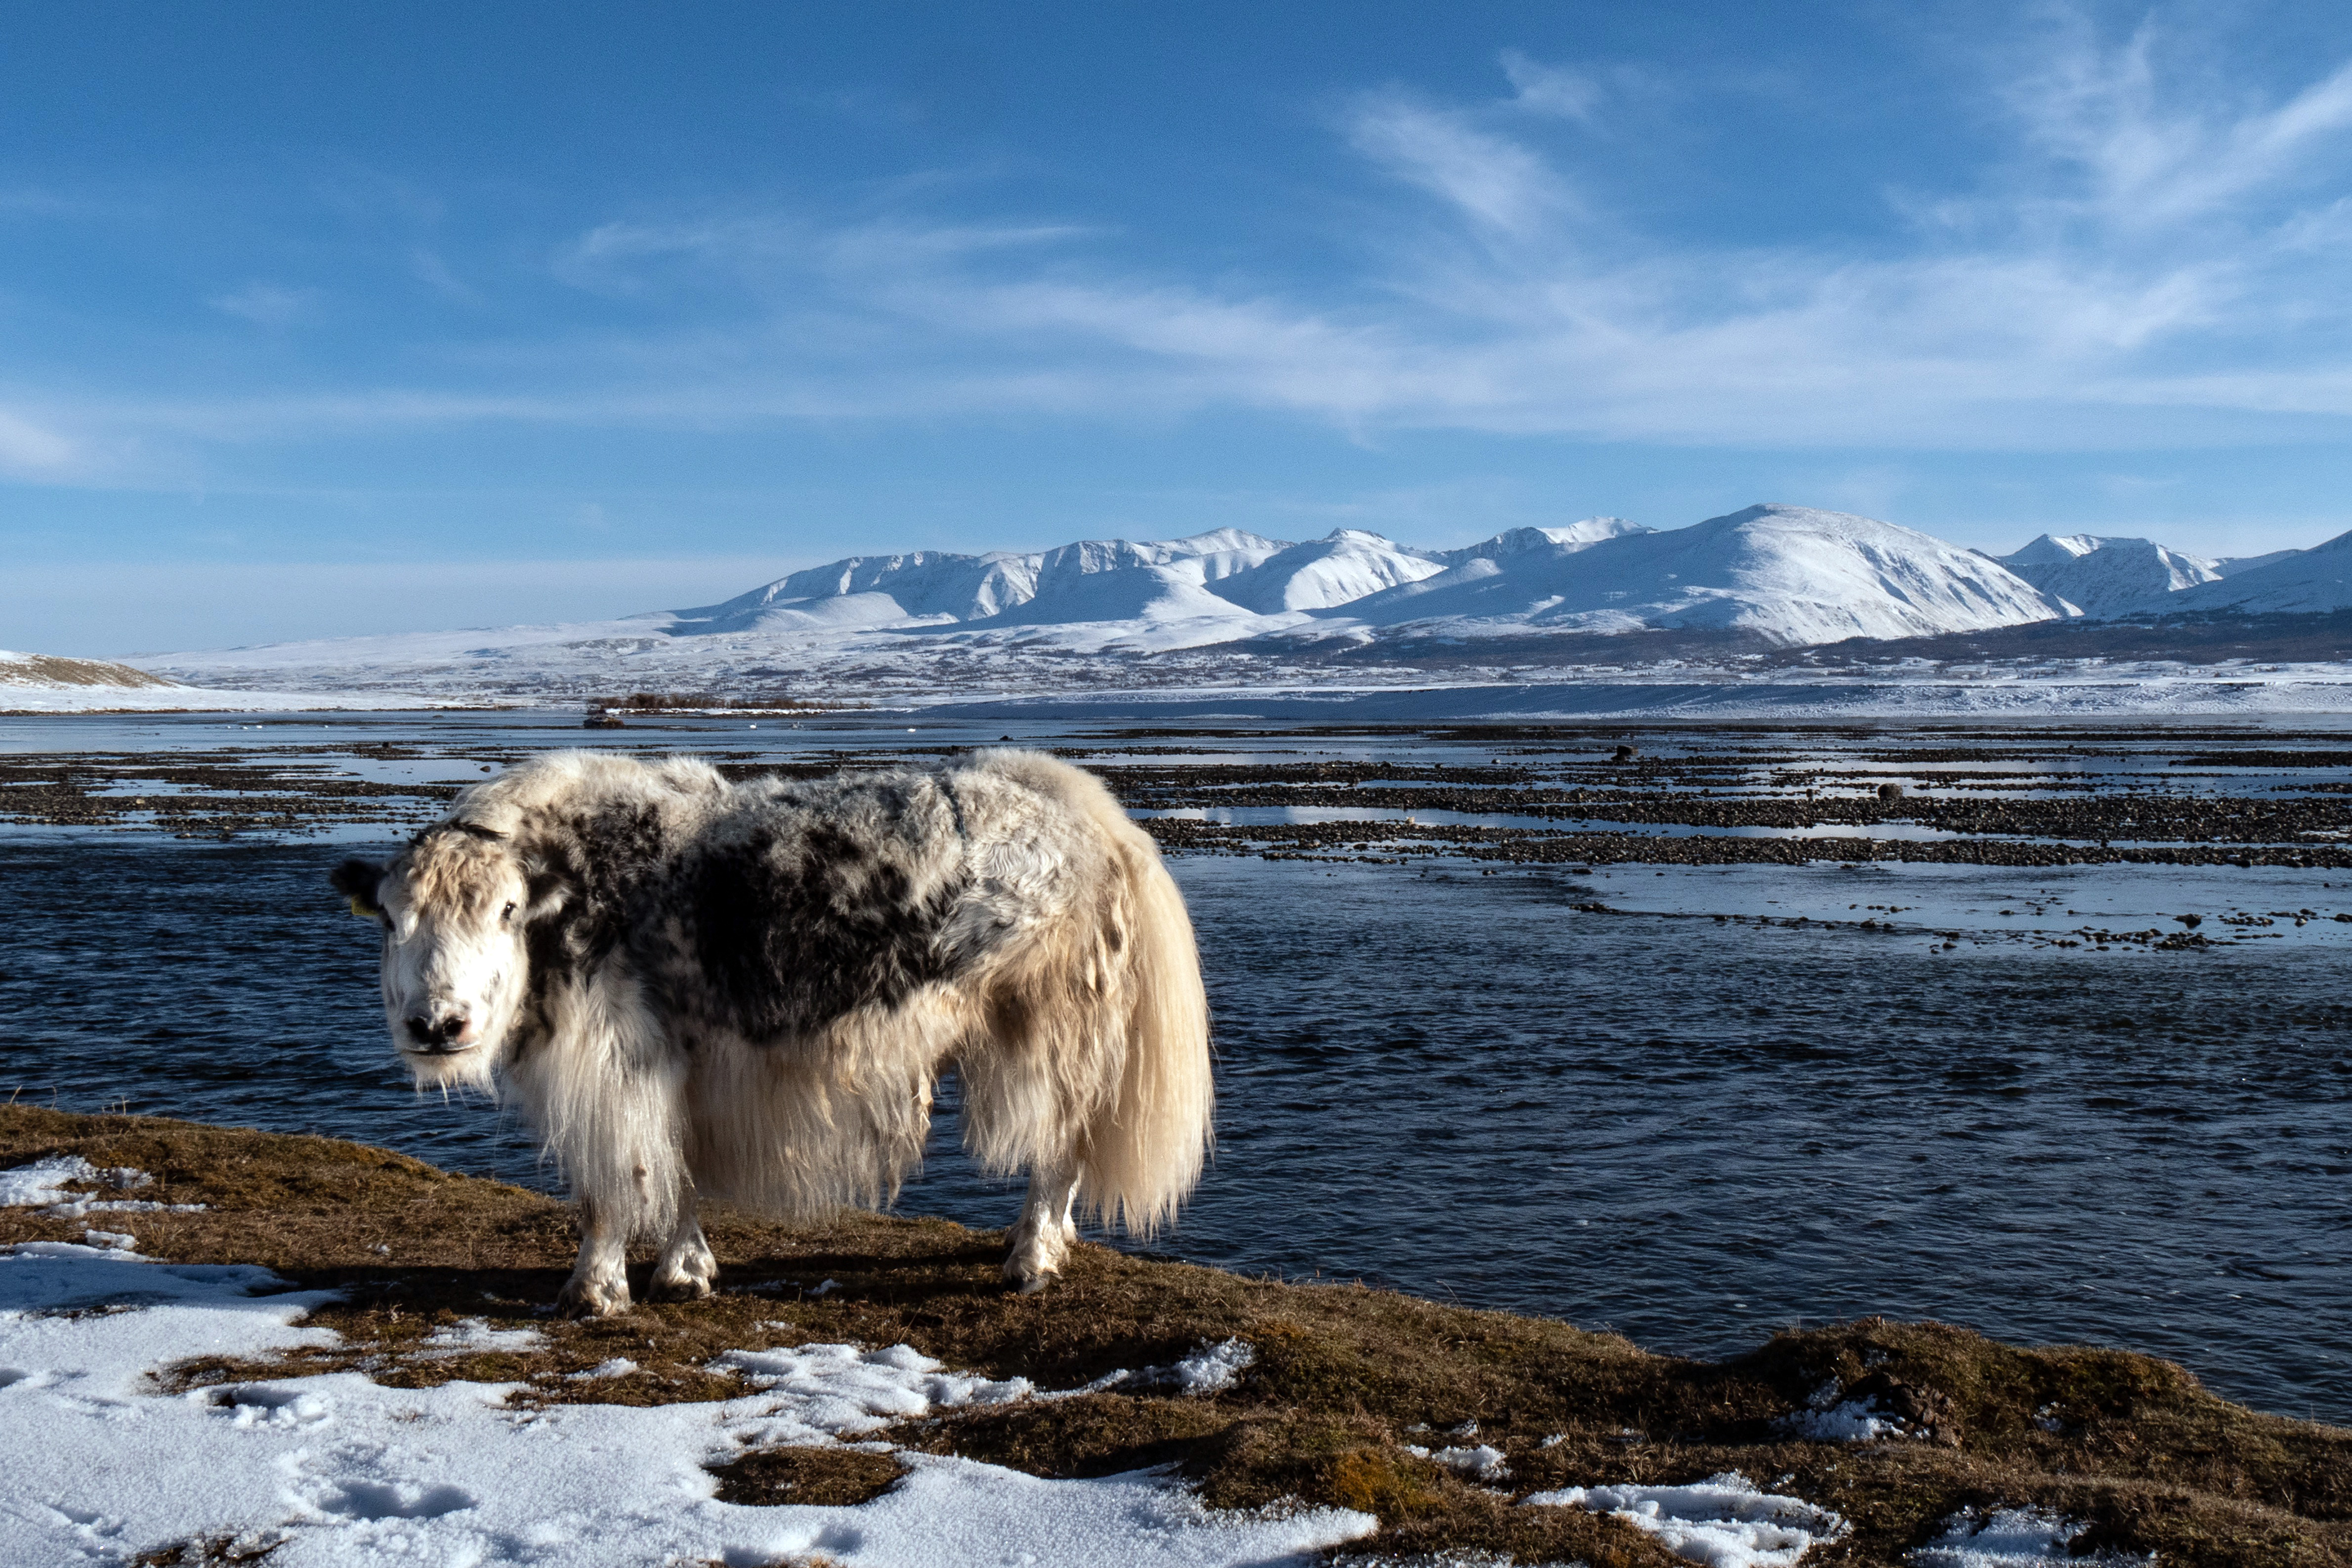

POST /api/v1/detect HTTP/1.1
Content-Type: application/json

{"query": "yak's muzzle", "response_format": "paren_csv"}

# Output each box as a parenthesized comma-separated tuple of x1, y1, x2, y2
(403, 1008, 476, 1053)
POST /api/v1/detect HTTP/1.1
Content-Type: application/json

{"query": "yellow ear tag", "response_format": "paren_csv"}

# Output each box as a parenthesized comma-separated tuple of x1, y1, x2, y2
(348, 897, 379, 921)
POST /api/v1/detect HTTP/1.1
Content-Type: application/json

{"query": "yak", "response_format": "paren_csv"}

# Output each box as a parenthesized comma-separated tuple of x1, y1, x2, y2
(330, 748, 1212, 1315)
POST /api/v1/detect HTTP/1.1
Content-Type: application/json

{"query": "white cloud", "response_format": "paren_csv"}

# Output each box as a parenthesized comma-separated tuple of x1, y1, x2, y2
(1499, 50, 1604, 123)
(473, 13, 2352, 450)
(2008, 20, 2352, 228)
(409, 248, 476, 302)
(12, 8, 2352, 472)
(209, 282, 321, 329)
(0, 407, 83, 478)
(0, 187, 86, 218)
(1343, 90, 1570, 236)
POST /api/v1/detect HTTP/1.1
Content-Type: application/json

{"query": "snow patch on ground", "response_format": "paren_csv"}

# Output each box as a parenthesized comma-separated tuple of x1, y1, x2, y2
(1777, 1399, 1912, 1441)
(1402, 1443, 1509, 1482)
(0, 1154, 149, 1205)
(1054, 1337, 1259, 1398)
(1908, 1506, 2150, 1565)
(414, 1317, 550, 1357)
(1522, 1470, 1847, 1567)
(0, 1154, 207, 1219)
(565, 1357, 639, 1381)
(0, 1245, 1369, 1565)
(1141, 1337, 1258, 1395)
(1774, 1380, 1923, 1443)
(709, 1339, 1037, 1435)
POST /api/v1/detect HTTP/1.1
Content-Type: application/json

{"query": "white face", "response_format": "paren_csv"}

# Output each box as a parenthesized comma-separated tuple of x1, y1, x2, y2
(373, 859, 533, 1092)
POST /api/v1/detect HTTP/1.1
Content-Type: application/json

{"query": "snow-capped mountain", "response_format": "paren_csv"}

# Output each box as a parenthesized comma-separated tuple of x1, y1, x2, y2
(1331, 505, 2067, 645)
(2212, 549, 2303, 578)
(665, 529, 1296, 636)
(660, 521, 1659, 635)
(1996, 534, 2222, 619)
(144, 503, 2333, 702)
(978, 533, 1287, 627)
(650, 506, 2050, 652)
(1433, 517, 1654, 564)
(669, 550, 1042, 634)
(2164, 527, 2352, 616)
(1, 651, 181, 690)
(1209, 530, 1449, 613)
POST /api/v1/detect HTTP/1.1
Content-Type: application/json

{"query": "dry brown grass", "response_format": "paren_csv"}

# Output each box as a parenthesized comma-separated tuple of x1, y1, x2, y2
(0, 652, 179, 690)
(709, 1446, 904, 1506)
(130, 1534, 283, 1566)
(6, 1104, 2349, 1566)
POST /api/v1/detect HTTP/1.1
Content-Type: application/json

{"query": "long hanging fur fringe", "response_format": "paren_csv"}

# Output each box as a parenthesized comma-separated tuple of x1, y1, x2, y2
(371, 747, 1213, 1249)
(953, 751, 1213, 1235)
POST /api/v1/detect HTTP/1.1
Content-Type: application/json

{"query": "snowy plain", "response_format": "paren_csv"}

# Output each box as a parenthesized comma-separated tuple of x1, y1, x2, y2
(0, 1225, 1375, 1568)
(0, 1232, 2132, 1568)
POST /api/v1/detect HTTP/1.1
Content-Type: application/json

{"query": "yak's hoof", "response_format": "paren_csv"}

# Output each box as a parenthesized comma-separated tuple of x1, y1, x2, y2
(556, 1280, 631, 1318)
(646, 1274, 714, 1303)
(1003, 1258, 1058, 1295)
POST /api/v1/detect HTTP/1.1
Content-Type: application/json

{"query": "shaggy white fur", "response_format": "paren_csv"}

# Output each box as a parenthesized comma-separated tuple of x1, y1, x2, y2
(332, 749, 1213, 1313)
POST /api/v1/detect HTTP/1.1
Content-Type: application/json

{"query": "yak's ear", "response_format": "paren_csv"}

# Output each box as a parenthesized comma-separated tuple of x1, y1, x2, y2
(330, 858, 387, 920)
(521, 855, 575, 923)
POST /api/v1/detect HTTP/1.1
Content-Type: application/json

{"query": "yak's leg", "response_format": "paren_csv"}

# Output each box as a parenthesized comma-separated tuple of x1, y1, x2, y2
(647, 1202, 717, 1302)
(1003, 1160, 1081, 1294)
(556, 1197, 631, 1317)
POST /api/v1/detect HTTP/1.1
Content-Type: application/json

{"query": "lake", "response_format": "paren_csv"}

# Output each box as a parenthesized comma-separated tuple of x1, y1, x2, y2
(1, 710, 2346, 1423)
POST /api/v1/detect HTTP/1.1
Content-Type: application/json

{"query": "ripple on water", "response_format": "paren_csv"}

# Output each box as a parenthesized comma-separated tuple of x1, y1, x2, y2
(0, 841, 2345, 1425)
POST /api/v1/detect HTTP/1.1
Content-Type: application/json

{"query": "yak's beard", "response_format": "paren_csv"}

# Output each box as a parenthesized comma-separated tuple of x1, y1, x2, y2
(403, 1036, 504, 1096)
(391, 986, 521, 1096)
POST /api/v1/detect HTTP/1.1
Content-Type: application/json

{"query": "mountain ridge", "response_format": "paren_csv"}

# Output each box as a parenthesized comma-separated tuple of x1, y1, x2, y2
(642, 506, 2090, 652)
(118, 505, 2352, 702)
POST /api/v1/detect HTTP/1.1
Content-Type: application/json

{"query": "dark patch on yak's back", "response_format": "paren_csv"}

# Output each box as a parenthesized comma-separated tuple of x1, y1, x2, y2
(680, 780, 972, 1040)
(521, 798, 681, 1012)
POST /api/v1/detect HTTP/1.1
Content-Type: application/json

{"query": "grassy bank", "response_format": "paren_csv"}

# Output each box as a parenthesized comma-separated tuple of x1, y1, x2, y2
(3, 1106, 2347, 1565)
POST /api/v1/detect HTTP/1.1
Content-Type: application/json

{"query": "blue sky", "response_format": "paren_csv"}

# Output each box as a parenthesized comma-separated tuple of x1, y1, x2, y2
(9, 0, 2352, 653)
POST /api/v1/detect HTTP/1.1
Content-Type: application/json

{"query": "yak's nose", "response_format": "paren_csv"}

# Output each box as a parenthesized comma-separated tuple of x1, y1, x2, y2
(405, 1011, 472, 1050)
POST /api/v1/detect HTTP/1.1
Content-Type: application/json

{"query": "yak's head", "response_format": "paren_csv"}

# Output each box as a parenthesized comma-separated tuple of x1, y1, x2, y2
(332, 824, 561, 1090)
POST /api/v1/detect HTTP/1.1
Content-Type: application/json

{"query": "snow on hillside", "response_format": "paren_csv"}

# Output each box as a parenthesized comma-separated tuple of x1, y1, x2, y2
(146, 505, 2341, 703)
(2166, 527, 2352, 616)
(2213, 548, 2303, 578)
(1331, 505, 2067, 646)
(669, 551, 1043, 634)
(0, 650, 431, 713)
(1209, 531, 1448, 612)
(0, 651, 182, 689)
(1995, 534, 2221, 619)
(1435, 516, 1653, 563)
(671, 530, 1295, 637)
(977, 533, 1287, 628)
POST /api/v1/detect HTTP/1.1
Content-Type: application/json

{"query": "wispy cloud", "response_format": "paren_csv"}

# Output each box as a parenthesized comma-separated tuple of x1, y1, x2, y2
(209, 281, 321, 329)
(1498, 50, 1605, 124)
(14, 6, 2352, 481)
(2006, 19, 2352, 228)
(0, 187, 90, 218)
(0, 407, 84, 479)
(1342, 88, 1572, 236)
(501, 15, 2352, 448)
(408, 248, 476, 302)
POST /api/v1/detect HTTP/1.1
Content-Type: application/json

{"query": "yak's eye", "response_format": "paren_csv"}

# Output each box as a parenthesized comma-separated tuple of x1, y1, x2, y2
(500, 901, 517, 924)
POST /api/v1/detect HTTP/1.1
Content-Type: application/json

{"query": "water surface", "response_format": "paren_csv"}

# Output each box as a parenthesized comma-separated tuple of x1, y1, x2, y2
(1, 713, 2347, 1425)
